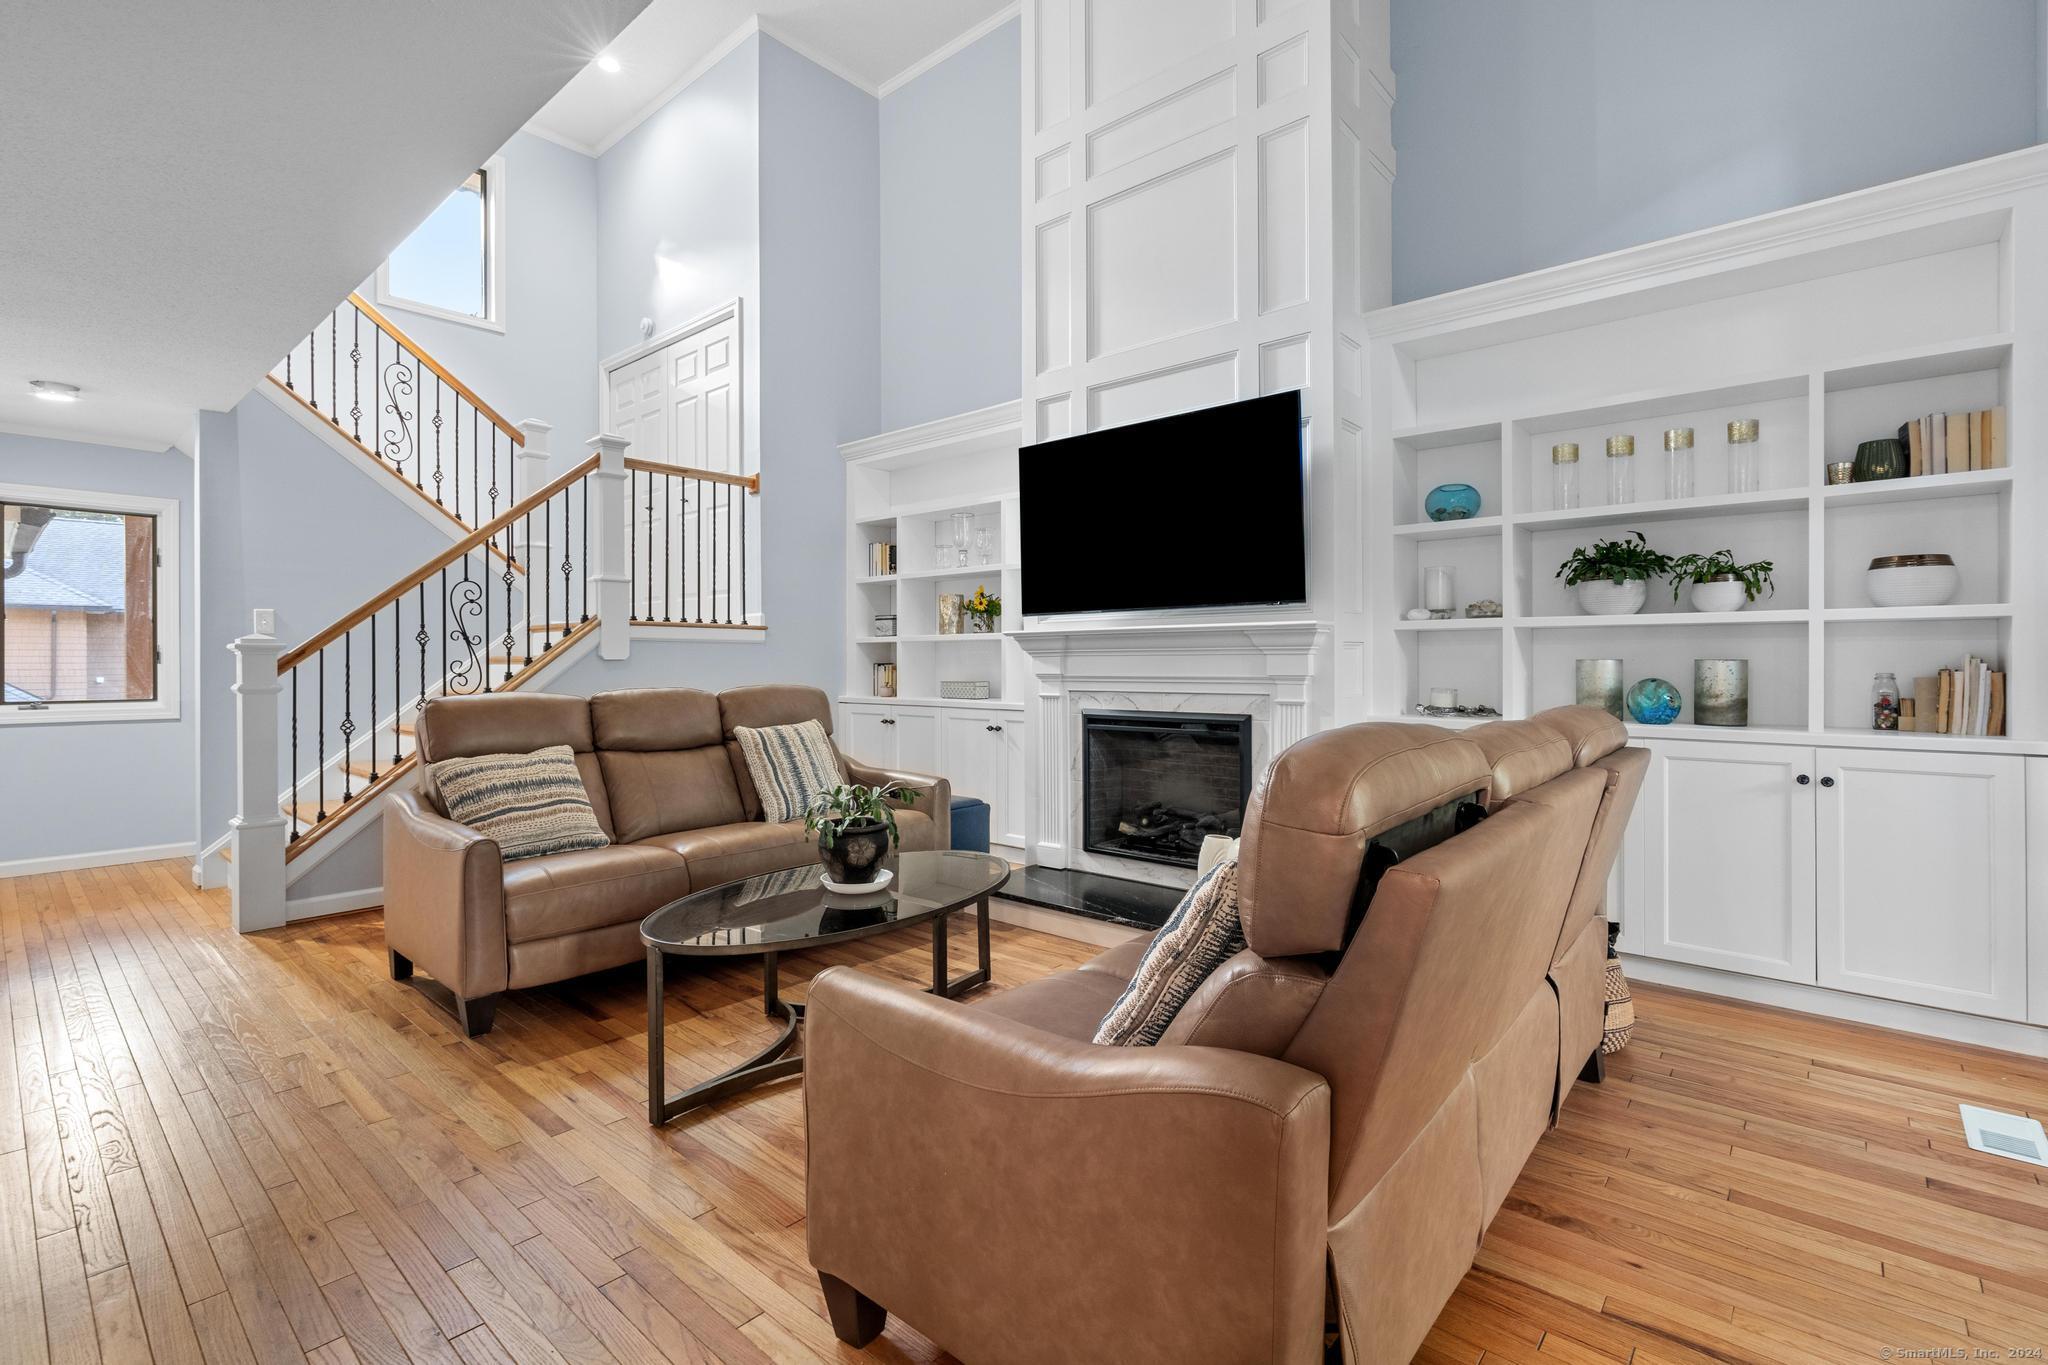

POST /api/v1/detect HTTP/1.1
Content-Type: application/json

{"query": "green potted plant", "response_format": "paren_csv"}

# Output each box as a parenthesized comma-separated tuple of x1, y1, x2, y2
(804, 781, 918, 887)
(964, 584, 1002, 634)
(1668, 549, 1775, 613)
(1555, 532, 1673, 616)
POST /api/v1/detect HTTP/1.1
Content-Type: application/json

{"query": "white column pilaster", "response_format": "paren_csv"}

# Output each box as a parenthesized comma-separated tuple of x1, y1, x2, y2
(588, 433, 633, 660)
(227, 620, 288, 932)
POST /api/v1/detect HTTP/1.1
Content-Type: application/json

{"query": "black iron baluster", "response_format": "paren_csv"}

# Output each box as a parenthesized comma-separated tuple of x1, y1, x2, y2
(501, 528, 516, 685)
(488, 421, 499, 520)
(452, 389, 462, 526)
(441, 567, 451, 699)
(580, 475, 590, 623)
(284, 346, 292, 391)
(339, 629, 355, 804)
(411, 349, 424, 491)
(307, 327, 316, 408)
(398, 598, 409, 766)
(695, 478, 705, 623)
(350, 306, 362, 442)
(432, 377, 445, 506)
(368, 611, 378, 783)
(724, 482, 733, 624)
(523, 511, 534, 665)
(663, 473, 673, 622)
(329, 311, 337, 421)
(316, 648, 327, 823)
(289, 667, 299, 841)
(629, 470, 639, 619)
(558, 488, 570, 642)
(739, 483, 747, 625)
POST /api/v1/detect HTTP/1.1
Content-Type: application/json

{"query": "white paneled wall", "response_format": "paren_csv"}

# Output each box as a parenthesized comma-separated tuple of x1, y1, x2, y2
(1021, 0, 1393, 718)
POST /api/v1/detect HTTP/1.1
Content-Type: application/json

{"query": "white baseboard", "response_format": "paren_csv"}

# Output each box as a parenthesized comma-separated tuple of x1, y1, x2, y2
(0, 842, 197, 881)
(285, 887, 384, 922)
(989, 896, 1145, 949)
(1621, 954, 2048, 1060)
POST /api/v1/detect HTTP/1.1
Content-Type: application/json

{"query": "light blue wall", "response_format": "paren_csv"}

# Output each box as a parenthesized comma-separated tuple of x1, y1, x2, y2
(1390, 0, 2042, 301)
(369, 132, 600, 473)
(878, 18, 1022, 430)
(0, 435, 195, 866)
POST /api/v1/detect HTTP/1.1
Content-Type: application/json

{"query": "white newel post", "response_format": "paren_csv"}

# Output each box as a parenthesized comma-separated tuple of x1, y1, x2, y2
(588, 433, 632, 659)
(228, 619, 288, 933)
(514, 421, 552, 629)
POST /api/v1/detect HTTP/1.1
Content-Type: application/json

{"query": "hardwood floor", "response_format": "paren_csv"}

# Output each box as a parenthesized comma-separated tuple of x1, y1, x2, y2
(1, 860, 2043, 1364)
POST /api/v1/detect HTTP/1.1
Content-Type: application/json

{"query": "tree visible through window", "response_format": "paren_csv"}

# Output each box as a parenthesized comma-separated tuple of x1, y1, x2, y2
(385, 167, 493, 322)
(1, 502, 157, 705)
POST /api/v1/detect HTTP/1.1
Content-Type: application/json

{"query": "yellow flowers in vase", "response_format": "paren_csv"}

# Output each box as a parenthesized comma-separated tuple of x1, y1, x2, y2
(964, 585, 1001, 634)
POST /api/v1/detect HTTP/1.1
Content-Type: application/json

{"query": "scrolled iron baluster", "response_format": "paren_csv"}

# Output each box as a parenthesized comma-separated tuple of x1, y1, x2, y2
(381, 355, 417, 476)
(446, 572, 485, 695)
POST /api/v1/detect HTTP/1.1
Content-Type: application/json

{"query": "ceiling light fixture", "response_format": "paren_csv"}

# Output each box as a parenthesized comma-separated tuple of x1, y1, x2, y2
(596, 53, 622, 73)
(28, 380, 80, 403)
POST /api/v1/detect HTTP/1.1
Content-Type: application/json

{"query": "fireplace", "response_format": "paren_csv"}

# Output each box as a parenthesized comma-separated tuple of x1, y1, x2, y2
(1081, 711, 1254, 869)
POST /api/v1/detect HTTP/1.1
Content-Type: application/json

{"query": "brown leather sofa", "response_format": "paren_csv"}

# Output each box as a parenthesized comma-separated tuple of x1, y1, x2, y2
(383, 684, 950, 1035)
(803, 706, 1644, 1364)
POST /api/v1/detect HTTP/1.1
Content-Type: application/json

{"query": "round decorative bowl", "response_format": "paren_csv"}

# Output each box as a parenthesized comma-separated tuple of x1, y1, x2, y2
(1424, 483, 1482, 521)
(1688, 577, 1748, 613)
(818, 820, 891, 885)
(1625, 677, 1682, 725)
(1866, 554, 1958, 608)
(1575, 578, 1648, 616)
(1851, 438, 1907, 482)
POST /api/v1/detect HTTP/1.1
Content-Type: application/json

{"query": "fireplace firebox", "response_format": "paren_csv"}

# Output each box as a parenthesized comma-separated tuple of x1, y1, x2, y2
(1081, 711, 1254, 869)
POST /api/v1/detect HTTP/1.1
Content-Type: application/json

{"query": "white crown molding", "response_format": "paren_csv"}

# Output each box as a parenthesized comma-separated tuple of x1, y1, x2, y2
(581, 16, 763, 159)
(840, 399, 1022, 465)
(515, 119, 601, 159)
(756, 18, 882, 97)
(1367, 142, 2048, 345)
(878, 3, 1020, 98)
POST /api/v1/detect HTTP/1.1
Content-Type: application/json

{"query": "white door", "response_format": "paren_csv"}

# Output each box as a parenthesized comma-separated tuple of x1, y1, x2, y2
(665, 315, 741, 475)
(607, 349, 667, 462)
(1816, 748, 2027, 1019)
(1641, 742, 1816, 983)
(894, 706, 942, 777)
(839, 705, 896, 770)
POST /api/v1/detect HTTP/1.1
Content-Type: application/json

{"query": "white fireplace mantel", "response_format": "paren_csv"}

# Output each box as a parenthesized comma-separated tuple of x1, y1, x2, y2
(1012, 618, 1329, 874)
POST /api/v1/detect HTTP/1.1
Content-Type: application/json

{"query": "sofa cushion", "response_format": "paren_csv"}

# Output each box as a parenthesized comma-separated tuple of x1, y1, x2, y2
(733, 720, 844, 823)
(1155, 949, 1327, 1056)
(1533, 705, 1627, 768)
(638, 820, 818, 887)
(429, 745, 611, 863)
(1093, 857, 1245, 1046)
(415, 693, 612, 831)
(721, 686, 837, 821)
(598, 746, 747, 844)
(591, 688, 725, 751)
(501, 844, 691, 943)
(1465, 718, 1573, 804)
(975, 968, 1131, 1043)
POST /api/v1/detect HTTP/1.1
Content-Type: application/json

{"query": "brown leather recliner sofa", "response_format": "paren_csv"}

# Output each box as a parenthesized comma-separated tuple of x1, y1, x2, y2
(383, 684, 950, 1035)
(803, 705, 1645, 1364)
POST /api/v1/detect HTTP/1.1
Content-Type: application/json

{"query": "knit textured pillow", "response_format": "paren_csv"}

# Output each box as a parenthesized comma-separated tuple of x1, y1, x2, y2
(428, 745, 610, 863)
(733, 719, 845, 824)
(1093, 856, 1244, 1047)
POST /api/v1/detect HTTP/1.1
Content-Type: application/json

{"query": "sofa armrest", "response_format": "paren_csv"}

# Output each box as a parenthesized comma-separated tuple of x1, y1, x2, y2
(842, 757, 951, 848)
(804, 968, 1330, 1364)
(382, 787, 509, 1000)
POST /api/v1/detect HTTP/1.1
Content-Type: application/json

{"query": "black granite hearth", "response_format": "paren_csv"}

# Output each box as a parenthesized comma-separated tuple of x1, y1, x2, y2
(1004, 865, 1183, 932)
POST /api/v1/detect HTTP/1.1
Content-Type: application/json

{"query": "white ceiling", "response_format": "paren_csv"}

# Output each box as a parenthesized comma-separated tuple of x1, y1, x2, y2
(527, 0, 1019, 155)
(0, 0, 647, 452)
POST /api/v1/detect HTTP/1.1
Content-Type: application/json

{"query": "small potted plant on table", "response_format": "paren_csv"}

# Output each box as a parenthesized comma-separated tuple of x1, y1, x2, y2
(805, 782, 917, 888)
(1556, 532, 1673, 616)
(1668, 549, 1775, 613)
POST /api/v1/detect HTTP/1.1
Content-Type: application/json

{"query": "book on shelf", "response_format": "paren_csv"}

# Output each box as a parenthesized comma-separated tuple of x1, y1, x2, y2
(872, 661, 897, 698)
(1898, 407, 2005, 478)
(1918, 657, 2005, 736)
(867, 541, 897, 576)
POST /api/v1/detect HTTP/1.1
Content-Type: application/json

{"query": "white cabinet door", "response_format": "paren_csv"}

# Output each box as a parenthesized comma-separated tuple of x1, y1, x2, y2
(1816, 748, 2027, 1020)
(1641, 742, 1816, 983)
(894, 706, 942, 777)
(996, 712, 1027, 848)
(838, 705, 896, 770)
(942, 710, 997, 802)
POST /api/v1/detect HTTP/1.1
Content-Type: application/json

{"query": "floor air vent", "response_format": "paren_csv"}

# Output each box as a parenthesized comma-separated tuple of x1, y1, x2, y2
(1959, 1104, 2048, 1168)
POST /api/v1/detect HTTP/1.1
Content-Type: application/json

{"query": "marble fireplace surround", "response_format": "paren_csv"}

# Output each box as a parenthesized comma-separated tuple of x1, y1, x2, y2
(1013, 620, 1328, 887)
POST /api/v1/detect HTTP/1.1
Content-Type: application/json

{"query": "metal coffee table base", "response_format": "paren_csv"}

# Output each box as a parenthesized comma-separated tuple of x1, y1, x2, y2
(646, 894, 992, 1124)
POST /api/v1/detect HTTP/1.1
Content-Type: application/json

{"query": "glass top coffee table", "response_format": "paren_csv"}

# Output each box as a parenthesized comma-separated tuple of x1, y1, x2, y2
(641, 850, 1010, 1124)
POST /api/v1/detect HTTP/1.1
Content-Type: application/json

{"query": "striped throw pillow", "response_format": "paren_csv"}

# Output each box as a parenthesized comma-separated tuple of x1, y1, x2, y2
(428, 745, 610, 863)
(1093, 856, 1244, 1047)
(733, 720, 845, 824)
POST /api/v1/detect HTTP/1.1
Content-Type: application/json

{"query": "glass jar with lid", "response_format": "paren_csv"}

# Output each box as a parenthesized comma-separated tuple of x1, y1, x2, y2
(1663, 427, 1695, 499)
(1726, 418, 1761, 493)
(1872, 672, 1901, 731)
(1605, 434, 1636, 504)
(1551, 442, 1580, 509)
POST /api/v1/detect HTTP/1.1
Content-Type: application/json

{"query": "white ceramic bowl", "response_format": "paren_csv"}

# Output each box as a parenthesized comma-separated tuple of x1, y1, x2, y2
(1866, 555, 1959, 608)
(1575, 579, 1648, 616)
(1688, 578, 1748, 613)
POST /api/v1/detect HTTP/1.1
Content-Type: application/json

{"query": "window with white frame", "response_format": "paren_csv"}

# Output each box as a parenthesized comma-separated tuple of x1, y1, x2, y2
(376, 156, 504, 331)
(1, 484, 178, 723)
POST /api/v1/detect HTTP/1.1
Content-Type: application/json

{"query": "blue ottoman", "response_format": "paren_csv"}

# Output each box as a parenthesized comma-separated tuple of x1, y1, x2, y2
(949, 796, 990, 853)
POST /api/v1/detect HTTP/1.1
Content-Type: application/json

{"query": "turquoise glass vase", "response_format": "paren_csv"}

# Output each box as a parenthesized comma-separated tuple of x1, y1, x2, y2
(1625, 677, 1682, 725)
(1424, 483, 1482, 521)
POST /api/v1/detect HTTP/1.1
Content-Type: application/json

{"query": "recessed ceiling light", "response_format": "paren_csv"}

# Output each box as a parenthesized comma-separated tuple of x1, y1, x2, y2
(596, 53, 622, 73)
(28, 380, 80, 403)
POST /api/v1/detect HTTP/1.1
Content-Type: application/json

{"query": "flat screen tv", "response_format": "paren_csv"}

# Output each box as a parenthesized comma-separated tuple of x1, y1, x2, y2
(1020, 391, 1306, 616)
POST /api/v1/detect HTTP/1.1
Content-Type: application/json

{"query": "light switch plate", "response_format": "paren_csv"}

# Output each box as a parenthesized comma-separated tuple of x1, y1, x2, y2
(1959, 1104, 2048, 1168)
(254, 608, 277, 636)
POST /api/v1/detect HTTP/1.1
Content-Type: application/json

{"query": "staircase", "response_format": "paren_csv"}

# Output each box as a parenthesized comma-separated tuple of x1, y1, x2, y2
(221, 300, 764, 929)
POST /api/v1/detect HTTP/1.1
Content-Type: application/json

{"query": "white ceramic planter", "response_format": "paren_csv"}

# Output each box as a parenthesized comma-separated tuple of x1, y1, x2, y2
(1575, 579, 1649, 616)
(1688, 578, 1748, 613)
(1866, 559, 1960, 608)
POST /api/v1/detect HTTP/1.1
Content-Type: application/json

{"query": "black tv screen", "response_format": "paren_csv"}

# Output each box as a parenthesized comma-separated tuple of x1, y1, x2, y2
(1020, 391, 1306, 616)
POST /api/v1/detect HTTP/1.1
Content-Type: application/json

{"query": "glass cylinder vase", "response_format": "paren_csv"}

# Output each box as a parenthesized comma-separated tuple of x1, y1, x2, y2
(1663, 427, 1695, 499)
(1551, 443, 1580, 509)
(1605, 434, 1635, 504)
(1726, 418, 1761, 493)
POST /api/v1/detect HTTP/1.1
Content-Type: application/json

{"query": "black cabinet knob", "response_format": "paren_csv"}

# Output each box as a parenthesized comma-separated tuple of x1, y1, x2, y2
(881, 717, 895, 726)
(1796, 773, 1810, 785)
(1819, 775, 1835, 788)
(992, 725, 1003, 733)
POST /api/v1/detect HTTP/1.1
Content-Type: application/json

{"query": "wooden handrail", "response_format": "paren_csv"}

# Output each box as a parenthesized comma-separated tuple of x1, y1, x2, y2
(346, 293, 525, 446)
(278, 453, 599, 672)
(623, 456, 760, 493)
